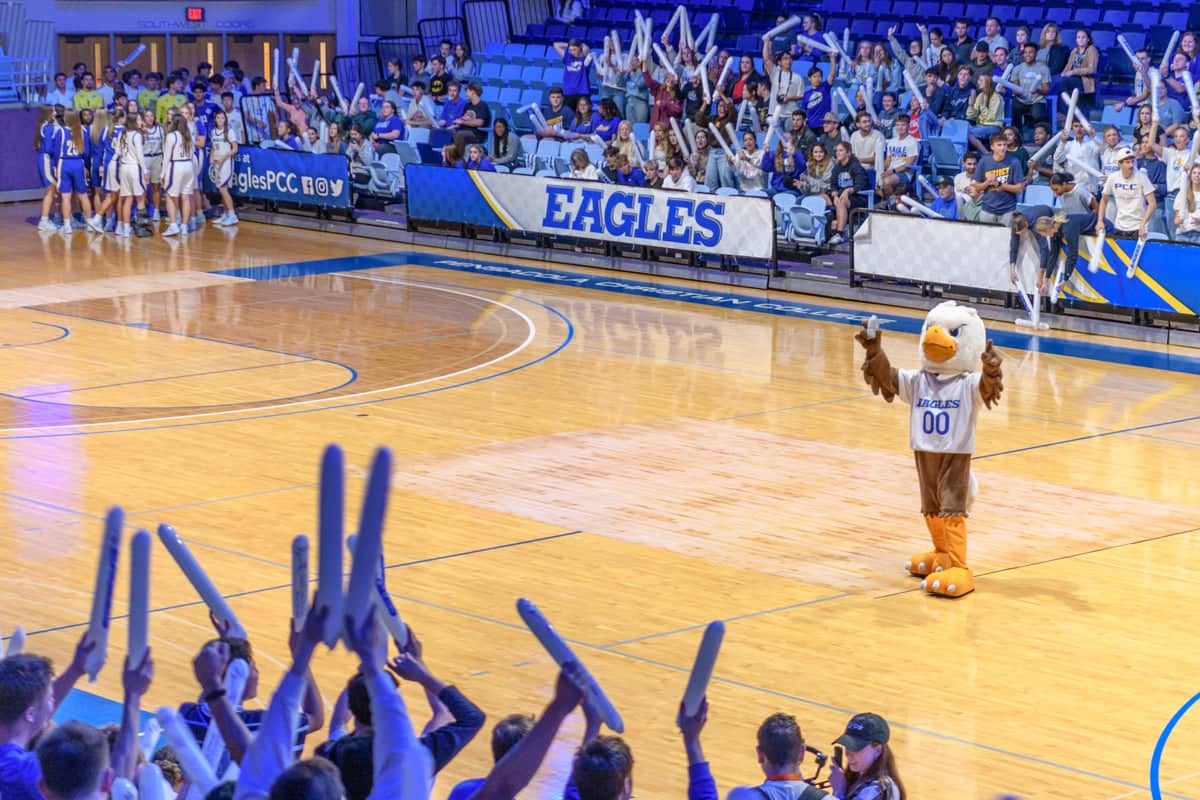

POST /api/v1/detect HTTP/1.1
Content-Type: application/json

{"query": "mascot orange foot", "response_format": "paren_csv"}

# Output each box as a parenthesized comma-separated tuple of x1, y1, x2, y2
(856, 301, 1003, 598)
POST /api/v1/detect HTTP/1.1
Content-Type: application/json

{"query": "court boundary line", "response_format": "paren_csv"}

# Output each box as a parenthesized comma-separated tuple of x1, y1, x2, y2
(9, 280, 532, 430)
(15, 359, 314, 399)
(975, 414, 1200, 461)
(1, 320, 70, 348)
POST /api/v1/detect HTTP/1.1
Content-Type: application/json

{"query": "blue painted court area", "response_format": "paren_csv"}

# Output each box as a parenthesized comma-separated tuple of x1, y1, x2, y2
(214, 251, 1200, 376)
(54, 686, 154, 730)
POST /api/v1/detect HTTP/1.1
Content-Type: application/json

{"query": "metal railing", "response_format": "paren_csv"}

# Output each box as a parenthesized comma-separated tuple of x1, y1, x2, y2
(373, 36, 422, 77)
(462, 0, 512, 51)
(332, 53, 383, 100)
(417, 16, 468, 56)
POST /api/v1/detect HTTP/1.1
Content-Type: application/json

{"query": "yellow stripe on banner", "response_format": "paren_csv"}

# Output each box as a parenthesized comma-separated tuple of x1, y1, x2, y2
(467, 170, 518, 229)
(1106, 240, 1193, 314)
(1064, 270, 1108, 304)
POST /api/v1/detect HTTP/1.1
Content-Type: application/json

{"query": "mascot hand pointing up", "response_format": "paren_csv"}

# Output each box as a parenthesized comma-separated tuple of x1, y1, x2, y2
(855, 301, 1003, 598)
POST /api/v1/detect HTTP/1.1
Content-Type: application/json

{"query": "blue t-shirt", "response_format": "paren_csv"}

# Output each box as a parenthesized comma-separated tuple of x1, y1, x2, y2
(594, 114, 621, 141)
(973, 154, 1024, 214)
(802, 86, 831, 131)
(446, 777, 484, 800)
(0, 743, 42, 800)
(440, 96, 467, 128)
(561, 50, 591, 95)
(373, 115, 405, 141)
(931, 194, 960, 219)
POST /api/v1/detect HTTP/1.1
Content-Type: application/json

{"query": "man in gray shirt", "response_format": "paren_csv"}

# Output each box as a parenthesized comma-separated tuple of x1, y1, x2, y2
(1009, 43, 1051, 134)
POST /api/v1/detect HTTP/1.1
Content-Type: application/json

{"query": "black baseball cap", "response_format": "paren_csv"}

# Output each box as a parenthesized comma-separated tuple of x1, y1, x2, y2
(834, 713, 890, 752)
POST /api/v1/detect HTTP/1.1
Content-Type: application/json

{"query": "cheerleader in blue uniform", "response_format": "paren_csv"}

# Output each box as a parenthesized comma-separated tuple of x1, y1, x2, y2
(35, 105, 63, 230)
(52, 111, 104, 234)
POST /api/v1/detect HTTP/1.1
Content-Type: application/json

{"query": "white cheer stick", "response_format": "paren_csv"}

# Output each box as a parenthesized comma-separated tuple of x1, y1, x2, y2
(997, 78, 1026, 97)
(309, 59, 321, 98)
(517, 598, 624, 733)
(112, 778, 137, 800)
(697, 45, 717, 73)
(1188, 129, 1200, 169)
(725, 122, 741, 152)
(682, 621, 724, 715)
(1068, 156, 1104, 178)
(344, 448, 391, 640)
(1160, 30, 1180, 75)
(349, 81, 365, 112)
(290, 47, 300, 71)
(640, 17, 654, 62)
(899, 194, 944, 218)
(875, 137, 886, 173)
(835, 85, 856, 118)
(158, 524, 246, 639)
(128, 530, 151, 668)
(316, 444, 345, 648)
(1150, 68, 1162, 120)
(1127, 237, 1147, 279)
(701, 67, 711, 103)
(286, 59, 305, 92)
(903, 70, 927, 109)
(1059, 90, 1087, 130)
(653, 43, 673, 72)
(670, 116, 691, 159)
(823, 31, 851, 62)
(680, 10, 693, 51)
(796, 34, 832, 53)
(156, 707, 218, 795)
(684, 118, 699, 152)
(139, 717, 162, 763)
(610, 30, 623, 68)
(1050, 251, 1067, 304)
(843, 27, 850, 54)
(1088, 234, 1105, 273)
(917, 173, 938, 200)
(273, 49, 280, 91)
(329, 76, 347, 111)
(861, 83, 879, 124)
(1184, 72, 1199, 115)
(866, 315, 880, 339)
(1116, 35, 1140, 72)
(117, 44, 147, 69)
(762, 15, 802, 43)
(84, 508, 123, 682)
(1030, 131, 1060, 163)
(709, 123, 735, 159)
(715, 56, 733, 95)
(138, 764, 165, 800)
(663, 5, 684, 43)
(5, 626, 25, 656)
(291, 534, 309, 631)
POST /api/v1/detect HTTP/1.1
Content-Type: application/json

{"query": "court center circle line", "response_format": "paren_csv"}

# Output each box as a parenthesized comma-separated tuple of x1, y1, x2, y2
(4, 279, 536, 432)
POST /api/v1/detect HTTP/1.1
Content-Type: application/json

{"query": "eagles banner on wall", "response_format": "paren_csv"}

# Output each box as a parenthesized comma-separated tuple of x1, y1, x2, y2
(207, 147, 351, 208)
(405, 165, 776, 260)
(853, 212, 1200, 315)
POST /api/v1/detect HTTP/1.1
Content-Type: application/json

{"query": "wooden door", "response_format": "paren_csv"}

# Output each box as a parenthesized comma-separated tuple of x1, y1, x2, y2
(226, 34, 279, 87)
(58, 35, 109, 78)
(114, 35, 166, 77)
(169, 34, 223, 77)
(283, 33, 337, 92)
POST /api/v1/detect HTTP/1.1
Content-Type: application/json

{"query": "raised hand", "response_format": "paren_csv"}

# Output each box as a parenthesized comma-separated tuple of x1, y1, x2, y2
(676, 697, 708, 739)
(123, 648, 154, 697)
(193, 641, 230, 693)
(980, 340, 1004, 408)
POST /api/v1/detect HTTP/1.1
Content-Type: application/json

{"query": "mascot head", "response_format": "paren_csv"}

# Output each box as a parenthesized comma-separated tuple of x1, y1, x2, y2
(919, 301, 987, 375)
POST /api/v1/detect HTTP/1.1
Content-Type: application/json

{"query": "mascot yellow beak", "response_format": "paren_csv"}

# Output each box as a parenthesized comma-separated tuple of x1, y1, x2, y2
(922, 325, 958, 363)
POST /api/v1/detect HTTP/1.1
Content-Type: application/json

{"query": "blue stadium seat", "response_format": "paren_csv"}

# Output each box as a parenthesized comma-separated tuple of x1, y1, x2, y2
(521, 66, 542, 83)
(1092, 30, 1116, 52)
(1100, 105, 1133, 128)
(479, 62, 502, 80)
(500, 64, 523, 82)
(940, 2, 965, 20)
(1023, 183, 1057, 208)
(526, 44, 550, 60)
(481, 85, 501, 102)
(498, 87, 521, 104)
(519, 88, 542, 105)
(893, 1, 917, 17)
(484, 42, 504, 57)
(941, 119, 968, 156)
(1102, 9, 1129, 27)
(503, 43, 525, 58)
(1161, 12, 1188, 30)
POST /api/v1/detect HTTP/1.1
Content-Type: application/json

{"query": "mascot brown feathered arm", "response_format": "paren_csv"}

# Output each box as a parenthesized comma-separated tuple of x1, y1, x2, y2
(855, 322, 900, 402)
(980, 340, 1003, 408)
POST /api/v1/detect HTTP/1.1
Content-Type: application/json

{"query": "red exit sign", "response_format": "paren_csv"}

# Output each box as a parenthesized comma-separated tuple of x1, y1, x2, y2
(185, 6, 205, 22)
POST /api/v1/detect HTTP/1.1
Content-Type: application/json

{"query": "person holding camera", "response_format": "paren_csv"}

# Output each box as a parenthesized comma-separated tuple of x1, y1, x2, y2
(828, 713, 906, 800)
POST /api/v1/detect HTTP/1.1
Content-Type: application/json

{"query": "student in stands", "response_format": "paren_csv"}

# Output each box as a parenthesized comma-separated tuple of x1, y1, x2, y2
(568, 97, 601, 140)
(346, 125, 376, 181)
(829, 714, 906, 800)
(644, 67, 682, 127)
(659, 154, 694, 192)
(72, 73, 102, 110)
(614, 154, 645, 186)
(1059, 29, 1099, 112)
(972, 131, 1025, 225)
(1053, 115, 1100, 192)
(966, 74, 1003, 154)
(45, 73, 71, 107)
(404, 82, 438, 129)
(454, 83, 491, 144)
(463, 143, 497, 171)
(594, 98, 622, 143)
(930, 177, 960, 219)
(489, 118, 522, 168)
(805, 141, 834, 197)
(567, 147, 602, 180)
(1096, 146, 1157, 241)
(687, 130, 711, 187)
(1173, 163, 1200, 243)
(622, 57, 650, 124)
(554, 39, 594, 113)
(878, 113, 917, 199)
(761, 41, 803, 117)
(156, 74, 187, 124)
(828, 141, 868, 243)
(347, 94, 377, 137)
(447, 714, 534, 800)
(954, 151, 982, 220)
(735, 131, 766, 192)
(369, 100, 404, 154)
(642, 158, 664, 188)
(409, 54, 429, 84)
(848, 111, 884, 171)
(0, 636, 94, 798)
(428, 56, 450, 102)
(439, 81, 467, 130)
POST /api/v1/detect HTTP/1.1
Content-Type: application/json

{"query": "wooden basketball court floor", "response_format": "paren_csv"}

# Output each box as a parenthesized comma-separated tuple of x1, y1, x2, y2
(2, 201, 1199, 799)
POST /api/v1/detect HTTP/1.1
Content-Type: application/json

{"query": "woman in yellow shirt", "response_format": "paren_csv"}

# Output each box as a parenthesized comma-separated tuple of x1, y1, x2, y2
(966, 74, 1003, 155)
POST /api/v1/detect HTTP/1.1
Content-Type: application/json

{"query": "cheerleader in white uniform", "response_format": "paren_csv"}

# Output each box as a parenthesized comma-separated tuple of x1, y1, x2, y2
(181, 103, 207, 231)
(116, 112, 147, 237)
(208, 108, 239, 226)
(161, 115, 195, 236)
(141, 109, 164, 222)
